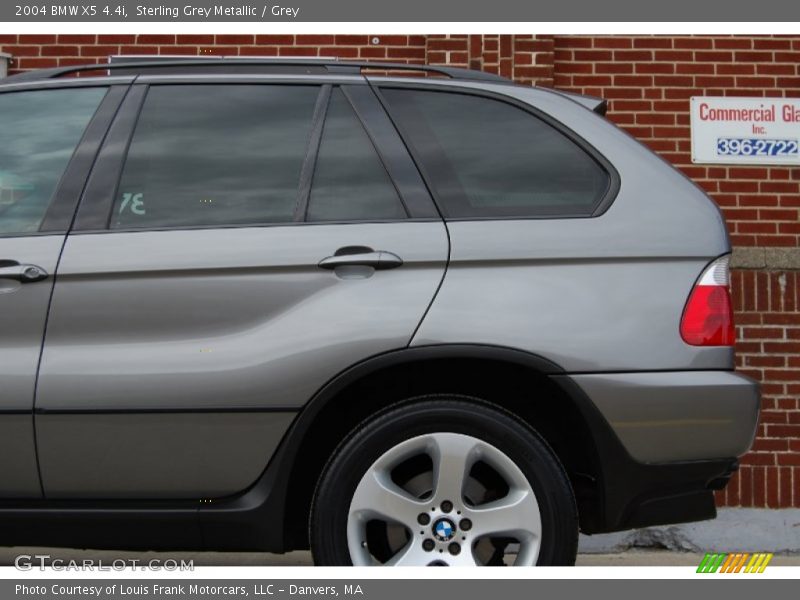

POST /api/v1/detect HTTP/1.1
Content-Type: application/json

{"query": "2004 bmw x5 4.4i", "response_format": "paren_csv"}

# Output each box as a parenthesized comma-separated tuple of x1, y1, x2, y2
(0, 58, 759, 566)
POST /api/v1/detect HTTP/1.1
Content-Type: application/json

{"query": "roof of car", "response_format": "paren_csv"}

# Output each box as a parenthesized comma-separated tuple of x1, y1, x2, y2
(0, 57, 608, 115)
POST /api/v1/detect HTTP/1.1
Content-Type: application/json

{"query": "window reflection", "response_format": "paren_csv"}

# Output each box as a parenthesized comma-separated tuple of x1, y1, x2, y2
(0, 88, 106, 234)
(114, 85, 319, 229)
(384, 89, 609, 218)
(308, 89, 405, 222)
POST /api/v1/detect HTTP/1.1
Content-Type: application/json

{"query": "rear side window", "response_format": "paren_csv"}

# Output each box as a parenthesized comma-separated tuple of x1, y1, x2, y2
(382, 89, 610, 219)
(0, 88, 105, 235)
(113, 85, 319, 229)
(307, 89, 405, 222)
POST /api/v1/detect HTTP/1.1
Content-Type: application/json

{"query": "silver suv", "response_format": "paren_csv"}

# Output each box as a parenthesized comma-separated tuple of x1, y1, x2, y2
(0, 59, 759, 566)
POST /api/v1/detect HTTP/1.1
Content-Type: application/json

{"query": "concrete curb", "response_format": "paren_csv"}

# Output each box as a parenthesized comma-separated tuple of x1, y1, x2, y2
(578, 508, 800, 554)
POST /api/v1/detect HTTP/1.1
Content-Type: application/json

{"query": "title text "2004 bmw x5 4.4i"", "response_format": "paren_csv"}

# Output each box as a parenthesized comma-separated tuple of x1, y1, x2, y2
(0, 58, 759, 566)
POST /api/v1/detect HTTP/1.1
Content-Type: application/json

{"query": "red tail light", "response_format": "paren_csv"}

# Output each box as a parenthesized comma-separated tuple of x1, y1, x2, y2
(680, 255, 735, 346)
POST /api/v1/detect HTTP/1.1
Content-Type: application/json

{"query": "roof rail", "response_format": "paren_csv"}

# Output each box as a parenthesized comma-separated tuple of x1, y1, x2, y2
(3, 57, 511, 84)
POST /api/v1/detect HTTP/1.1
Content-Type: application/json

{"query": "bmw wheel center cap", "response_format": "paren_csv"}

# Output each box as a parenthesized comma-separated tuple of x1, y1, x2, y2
(432, 518, 456, 542)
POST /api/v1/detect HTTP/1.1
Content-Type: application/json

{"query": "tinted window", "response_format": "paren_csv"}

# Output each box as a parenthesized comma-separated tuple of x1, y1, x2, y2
(0, 88, 105, 235)
(382, 89, 610, 218)
(307, 89, 405, 222)
(113, 85, 319, 229)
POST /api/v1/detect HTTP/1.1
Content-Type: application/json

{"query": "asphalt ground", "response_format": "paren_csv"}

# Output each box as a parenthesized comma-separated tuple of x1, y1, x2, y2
(1, 548, 799, 566)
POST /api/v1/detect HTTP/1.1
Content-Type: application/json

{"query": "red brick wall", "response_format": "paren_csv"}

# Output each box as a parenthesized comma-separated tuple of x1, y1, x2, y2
(0, 34, 556, 85)
(731, 270, 800, 508)
(1, 34, 798, 510)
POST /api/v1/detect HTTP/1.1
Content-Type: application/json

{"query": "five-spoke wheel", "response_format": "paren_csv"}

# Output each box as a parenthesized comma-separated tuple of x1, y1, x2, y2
(310, 397, 578, 566)
(347, 432, 542, 566)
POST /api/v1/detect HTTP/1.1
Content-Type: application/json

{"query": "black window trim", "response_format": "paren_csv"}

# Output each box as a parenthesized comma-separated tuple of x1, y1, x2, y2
(293, 84, 332, 222)
(73, 84, 149, 231)
(299, 85, 413, 222)
(39, 85, 130, 234)
(0, 84, 124, 239)
(335, 86, 410, 220)
(371, 81, 621, 222)
(342, 85, 439, 220)
(72, 80, 439, 234)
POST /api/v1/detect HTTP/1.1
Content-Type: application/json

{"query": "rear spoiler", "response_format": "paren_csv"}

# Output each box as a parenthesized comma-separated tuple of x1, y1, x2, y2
(544, 88, 608, 116)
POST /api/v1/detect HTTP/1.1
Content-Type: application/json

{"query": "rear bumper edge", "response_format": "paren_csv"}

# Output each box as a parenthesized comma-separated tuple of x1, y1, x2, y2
(551, 372, 756, 533)
(568, 370, 760, 463)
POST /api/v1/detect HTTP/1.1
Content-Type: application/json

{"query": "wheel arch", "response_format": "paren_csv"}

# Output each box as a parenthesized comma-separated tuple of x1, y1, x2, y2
(272, 344, 607, 550)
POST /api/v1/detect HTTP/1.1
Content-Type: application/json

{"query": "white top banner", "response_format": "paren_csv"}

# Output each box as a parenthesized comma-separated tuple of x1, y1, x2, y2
(690, 97, 800, 165)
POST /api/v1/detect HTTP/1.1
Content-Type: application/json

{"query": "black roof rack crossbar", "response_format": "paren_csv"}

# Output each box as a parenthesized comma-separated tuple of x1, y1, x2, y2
(4, 58, 510, 83)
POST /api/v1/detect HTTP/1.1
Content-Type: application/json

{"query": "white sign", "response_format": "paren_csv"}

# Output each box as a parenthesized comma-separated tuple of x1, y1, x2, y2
(690, 97, 800, 165)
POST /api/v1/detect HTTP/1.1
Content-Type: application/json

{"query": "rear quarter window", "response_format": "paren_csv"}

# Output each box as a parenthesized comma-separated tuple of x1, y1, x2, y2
(381, 88, 611, 219)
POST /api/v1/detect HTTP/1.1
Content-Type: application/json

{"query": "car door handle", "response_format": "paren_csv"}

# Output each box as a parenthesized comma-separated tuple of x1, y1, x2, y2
(318, 250, 403, 271)
(0, 263, 49, 283)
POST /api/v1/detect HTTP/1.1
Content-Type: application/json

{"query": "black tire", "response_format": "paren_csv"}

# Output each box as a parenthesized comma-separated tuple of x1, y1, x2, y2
(310, 396, 578, 566)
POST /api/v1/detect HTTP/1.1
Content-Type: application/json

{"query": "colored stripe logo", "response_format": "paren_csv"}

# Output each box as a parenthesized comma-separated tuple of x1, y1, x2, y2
(697, 552, 773, 573)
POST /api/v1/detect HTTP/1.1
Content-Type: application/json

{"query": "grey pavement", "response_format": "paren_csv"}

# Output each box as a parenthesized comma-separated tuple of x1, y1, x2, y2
(3, 510, 798, 567)
(1, 548, 799, 566)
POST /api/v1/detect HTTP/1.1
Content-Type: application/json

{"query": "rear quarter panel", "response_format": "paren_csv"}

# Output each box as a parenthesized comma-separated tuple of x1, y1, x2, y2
(410, 81, 733, 372)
